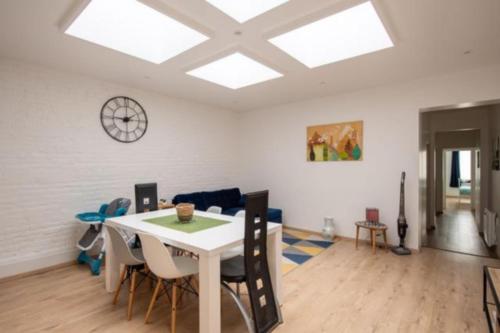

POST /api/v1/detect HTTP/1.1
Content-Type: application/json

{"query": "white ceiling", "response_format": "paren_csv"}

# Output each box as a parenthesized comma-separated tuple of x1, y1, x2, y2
(1, 0, 499, 111)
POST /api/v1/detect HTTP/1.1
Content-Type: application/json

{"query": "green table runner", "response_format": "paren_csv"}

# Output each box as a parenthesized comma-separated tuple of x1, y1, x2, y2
(143, 214, 230, 233)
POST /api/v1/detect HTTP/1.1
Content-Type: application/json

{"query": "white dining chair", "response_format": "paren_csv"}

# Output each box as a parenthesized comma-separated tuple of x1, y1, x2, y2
(220, 210, 246, 261)
(207, 205, 222, 214)
(106, 224, 146, 320)
(139, 233, 199, 333)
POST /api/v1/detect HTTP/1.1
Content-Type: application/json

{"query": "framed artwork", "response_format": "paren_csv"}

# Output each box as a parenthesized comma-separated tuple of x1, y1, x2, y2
(307, 120, 363, 161)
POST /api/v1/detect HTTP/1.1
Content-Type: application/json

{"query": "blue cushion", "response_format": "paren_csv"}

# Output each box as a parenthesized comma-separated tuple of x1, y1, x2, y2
(222, 207, 244, 216)
(202, 190, 224, 210)
(267, 208, 282, 223)
(238, 194, 246, 206)
(221, 188, 242, 209)
(222, 207, 282, 223)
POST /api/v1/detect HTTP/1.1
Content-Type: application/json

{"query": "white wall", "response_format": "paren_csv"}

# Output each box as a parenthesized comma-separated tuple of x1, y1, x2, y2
(239, 64, 500, 250)
(490, 106, 500, 221)
(0, 58, 240, 278)
(3, 59, 500, 278)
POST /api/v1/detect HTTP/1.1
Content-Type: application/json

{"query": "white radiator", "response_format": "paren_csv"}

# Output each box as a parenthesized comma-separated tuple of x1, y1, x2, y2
(484, 209, 497, 247)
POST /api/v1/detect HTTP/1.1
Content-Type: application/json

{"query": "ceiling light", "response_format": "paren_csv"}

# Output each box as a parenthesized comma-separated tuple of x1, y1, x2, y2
(186, 52, 283, 89)
(206, 0, 289, 23)
(269, 1, 393, 68)
(65, 0, 209, 64)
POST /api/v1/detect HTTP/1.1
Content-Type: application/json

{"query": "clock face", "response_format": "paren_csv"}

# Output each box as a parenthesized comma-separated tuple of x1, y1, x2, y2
(100, 96, 148, 143)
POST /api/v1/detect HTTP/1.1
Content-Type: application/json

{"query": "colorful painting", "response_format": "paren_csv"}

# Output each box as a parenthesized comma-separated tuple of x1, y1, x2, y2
(307, 121, 363, 161)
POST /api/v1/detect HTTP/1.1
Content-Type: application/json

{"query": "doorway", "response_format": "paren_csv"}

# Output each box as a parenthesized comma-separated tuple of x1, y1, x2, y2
(419, 100, 500, 258)
(423, 149, 493, 256)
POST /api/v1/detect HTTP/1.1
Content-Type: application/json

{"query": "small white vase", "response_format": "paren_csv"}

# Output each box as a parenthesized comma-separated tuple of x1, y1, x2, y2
(322, 217, 335, 240)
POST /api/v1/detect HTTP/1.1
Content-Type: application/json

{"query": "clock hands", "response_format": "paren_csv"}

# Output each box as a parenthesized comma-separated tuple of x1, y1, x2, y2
(113, 114, 139, 122)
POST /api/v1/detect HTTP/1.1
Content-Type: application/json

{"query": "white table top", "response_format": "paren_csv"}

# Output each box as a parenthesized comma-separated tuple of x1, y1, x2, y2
(106, 209, 282, 256)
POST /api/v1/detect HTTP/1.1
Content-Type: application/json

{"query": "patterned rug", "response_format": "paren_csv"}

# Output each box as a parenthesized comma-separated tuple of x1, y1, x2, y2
(282, 228, 334, 275)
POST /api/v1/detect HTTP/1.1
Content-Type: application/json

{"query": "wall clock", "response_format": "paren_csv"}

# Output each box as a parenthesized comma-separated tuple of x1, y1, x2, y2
(100, 96, 148, 143)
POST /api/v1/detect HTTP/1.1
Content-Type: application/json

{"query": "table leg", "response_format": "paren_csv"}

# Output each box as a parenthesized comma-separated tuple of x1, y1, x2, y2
(105, 226, 120, 293)
(268, 229, 283, 305)
(371, 230, 376, 254)
(383, 230, 388, 251)
(198, 252, 221, 333)
(355, 226, 360, 249)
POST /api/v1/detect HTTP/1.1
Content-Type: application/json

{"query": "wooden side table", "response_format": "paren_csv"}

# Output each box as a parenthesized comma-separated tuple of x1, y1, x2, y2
(355, 221, 388, 254)
(158, 202, 175, 210)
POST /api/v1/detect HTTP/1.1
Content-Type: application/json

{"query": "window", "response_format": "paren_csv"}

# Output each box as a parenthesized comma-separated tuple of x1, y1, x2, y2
(459, 150, 471, 181)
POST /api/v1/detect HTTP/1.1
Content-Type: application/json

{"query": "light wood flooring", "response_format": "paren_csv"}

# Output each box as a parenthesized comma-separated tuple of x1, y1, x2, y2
(423, 197, 495, 257)
(0, 238, 498, 332)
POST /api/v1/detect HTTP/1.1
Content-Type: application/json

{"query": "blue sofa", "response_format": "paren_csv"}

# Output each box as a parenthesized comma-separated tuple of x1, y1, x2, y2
(172, 188, 282, 223)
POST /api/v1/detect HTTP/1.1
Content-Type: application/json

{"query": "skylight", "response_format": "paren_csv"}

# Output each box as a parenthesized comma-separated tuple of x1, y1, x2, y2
(268, 1, 393, 68)
(186, 52, 283, 89)
(206, 0, 289, 23)
(65, 0, 209, 64)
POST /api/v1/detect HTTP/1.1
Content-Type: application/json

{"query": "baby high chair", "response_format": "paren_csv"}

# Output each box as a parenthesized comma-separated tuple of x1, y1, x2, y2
(75, 198, 131, 275)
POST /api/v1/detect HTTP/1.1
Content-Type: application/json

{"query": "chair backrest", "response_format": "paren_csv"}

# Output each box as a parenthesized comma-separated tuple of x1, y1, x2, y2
(135, 183, 158, 213)
(207, 206, 222, 214)
(243, 191, 280, 333)
(105, 198, 131, 216)
(138, 233, 182, 279)
(235, 210, 246, 218)
(106, 224, 143, 266)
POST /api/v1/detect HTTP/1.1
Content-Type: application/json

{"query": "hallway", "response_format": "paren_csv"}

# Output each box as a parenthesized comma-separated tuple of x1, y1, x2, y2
(423, 198, 496, 257)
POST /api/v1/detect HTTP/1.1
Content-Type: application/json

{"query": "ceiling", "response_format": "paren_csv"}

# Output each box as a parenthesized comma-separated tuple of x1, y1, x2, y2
(1, 0, 499, 111)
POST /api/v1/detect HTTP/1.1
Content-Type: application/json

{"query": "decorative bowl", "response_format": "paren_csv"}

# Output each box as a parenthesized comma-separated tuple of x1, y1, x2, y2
(176, 203, 194, 223)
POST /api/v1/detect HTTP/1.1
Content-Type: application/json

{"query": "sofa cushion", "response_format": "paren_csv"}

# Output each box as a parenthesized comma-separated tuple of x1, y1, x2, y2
(222, 206, 282, 223)
(222, 207, 244, 216)
(202, 190, 224, 210)
(220, 188, 242, 209)
(172, 192, 207, 211)
(267, 208, 282, 223)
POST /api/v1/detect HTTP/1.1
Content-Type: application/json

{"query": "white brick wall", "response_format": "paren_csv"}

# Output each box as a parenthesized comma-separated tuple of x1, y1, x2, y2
(0, 58, 241, 278)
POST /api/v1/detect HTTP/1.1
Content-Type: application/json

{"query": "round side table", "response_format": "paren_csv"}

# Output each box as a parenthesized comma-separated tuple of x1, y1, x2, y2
(355, 221, 388, 254)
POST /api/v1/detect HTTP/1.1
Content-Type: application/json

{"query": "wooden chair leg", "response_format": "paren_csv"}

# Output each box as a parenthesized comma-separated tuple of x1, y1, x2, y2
(383, 230, 388, 250)
(355, 226, 360, 249)
(161, 281, 170, 305)
(369, 230, 373, 253)
(145, 278, 163, 324)
(371, 230, 376, 254)
(144, 264, 153, 291)
(191, 275, 199, 294)
(127, 269, 137, 320)
(171, 279, 180, 333)
(113, 265, 127, 305)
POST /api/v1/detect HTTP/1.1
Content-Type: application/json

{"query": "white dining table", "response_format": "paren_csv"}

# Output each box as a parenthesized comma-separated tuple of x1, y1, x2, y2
(104, 208, 283, 333)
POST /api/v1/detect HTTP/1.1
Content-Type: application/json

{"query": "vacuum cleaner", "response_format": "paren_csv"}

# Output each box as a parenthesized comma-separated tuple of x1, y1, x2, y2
(392, 172, 411, 255)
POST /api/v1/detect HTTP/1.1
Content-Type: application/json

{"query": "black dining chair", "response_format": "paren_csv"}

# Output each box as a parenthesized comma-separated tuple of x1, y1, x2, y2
(220, 190, 282, 333)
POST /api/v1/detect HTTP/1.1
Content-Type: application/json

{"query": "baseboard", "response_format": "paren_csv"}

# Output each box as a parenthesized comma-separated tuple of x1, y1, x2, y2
(283, 225, 351, 244)
(283, 225, 323, 236)
(0, 250, 79, 280)
(340, 235, 420, 253)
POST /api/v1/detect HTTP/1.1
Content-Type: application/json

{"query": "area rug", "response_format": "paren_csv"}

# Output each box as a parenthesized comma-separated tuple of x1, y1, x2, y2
(282, 228, 334, 275)
(143, 215, 229, 233)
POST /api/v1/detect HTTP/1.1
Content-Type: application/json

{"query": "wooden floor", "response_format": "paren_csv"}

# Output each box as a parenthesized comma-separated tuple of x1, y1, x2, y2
(423, 197, 495, 257)
(0, 238, 498, 333)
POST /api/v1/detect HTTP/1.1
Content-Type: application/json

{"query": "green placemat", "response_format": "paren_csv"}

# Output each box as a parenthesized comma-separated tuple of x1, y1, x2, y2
(143, 214, 230, 233)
